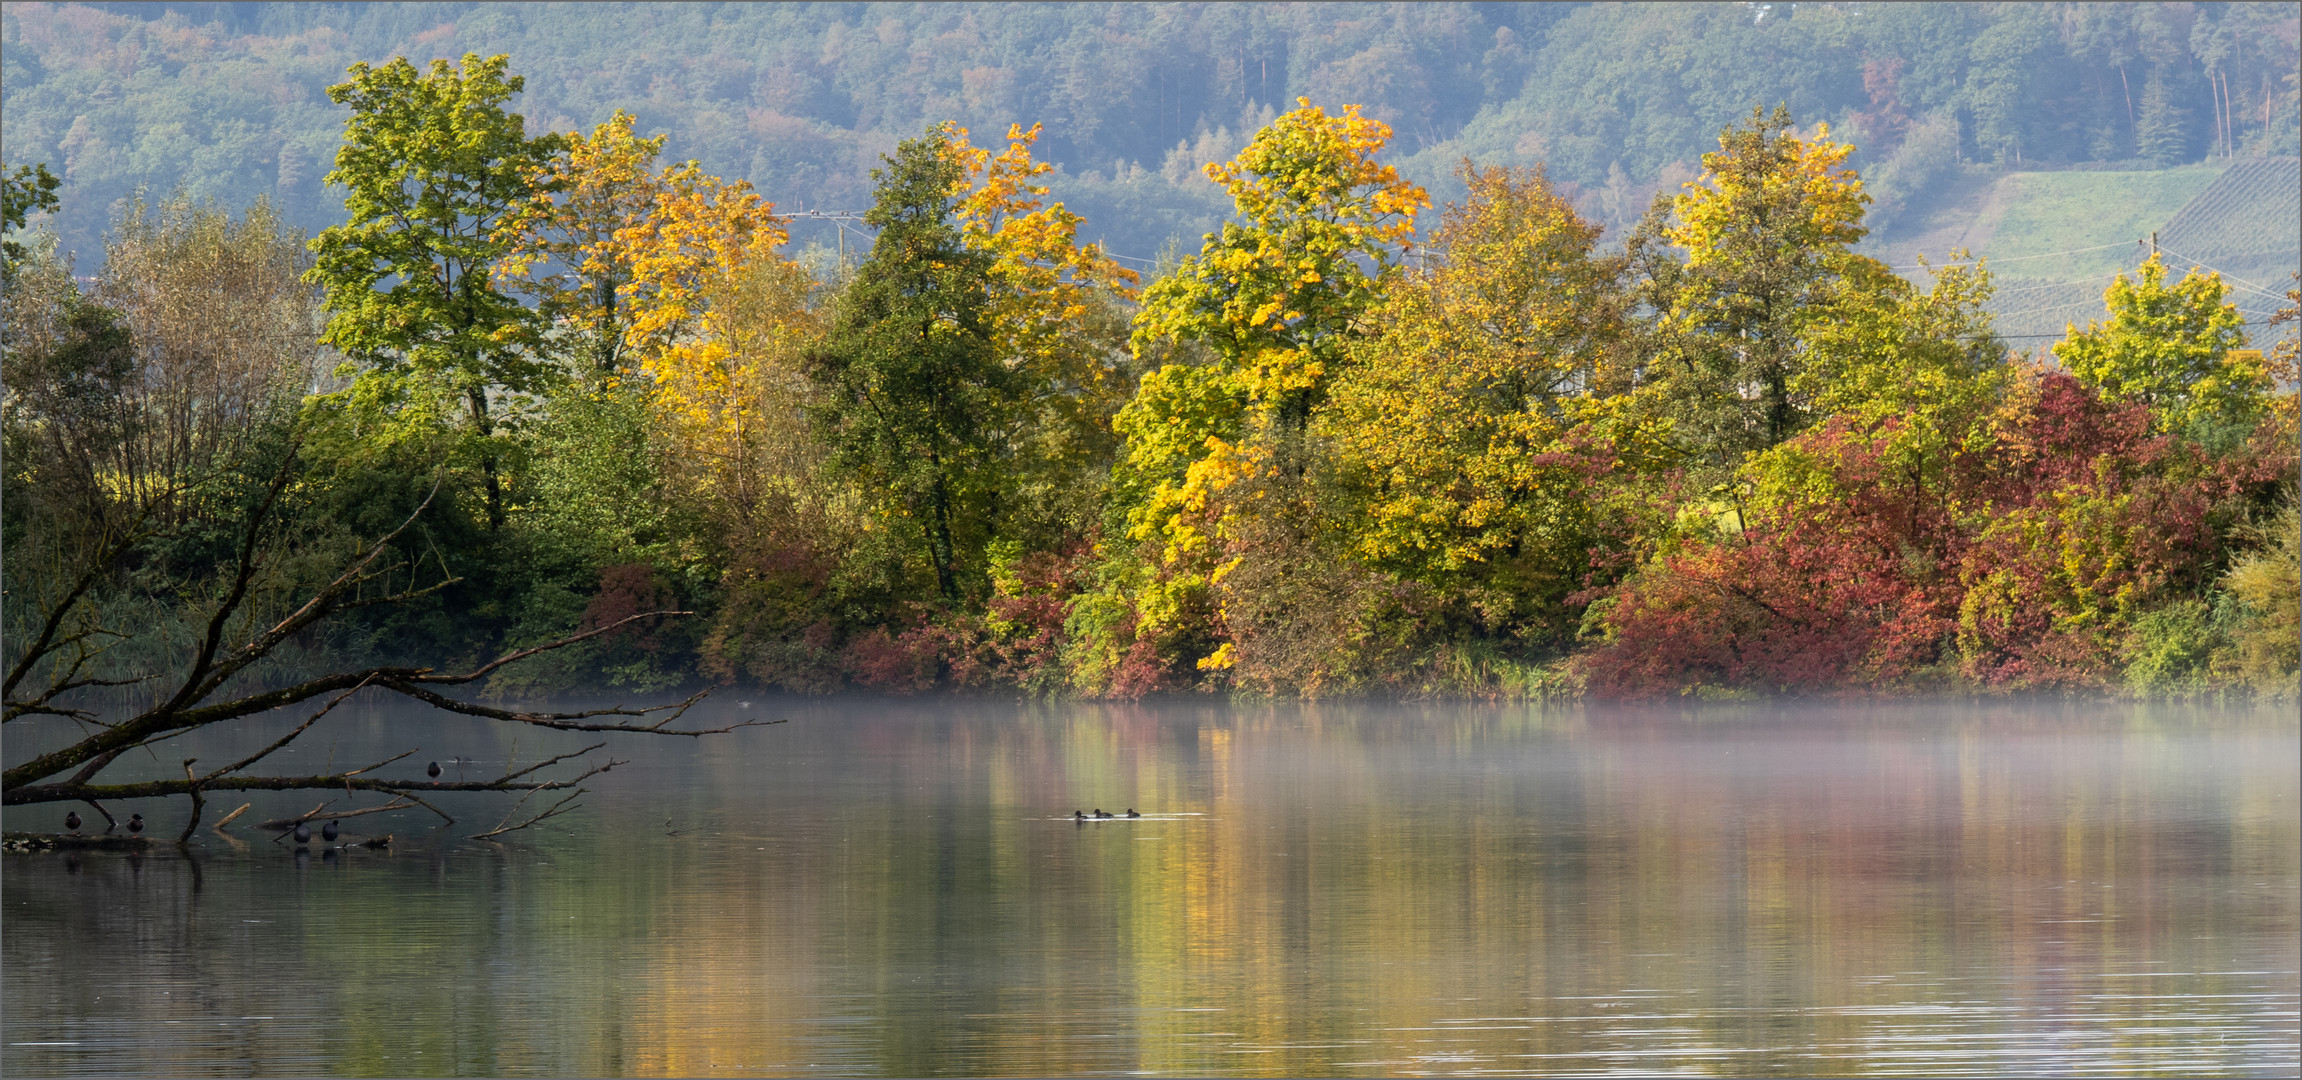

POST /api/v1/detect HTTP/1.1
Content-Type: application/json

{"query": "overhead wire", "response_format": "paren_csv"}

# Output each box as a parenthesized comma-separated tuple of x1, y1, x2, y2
(1987, 272, 2126, 296)
(2149, 245, 2295, 303)
(1888, 241, 2133, 271)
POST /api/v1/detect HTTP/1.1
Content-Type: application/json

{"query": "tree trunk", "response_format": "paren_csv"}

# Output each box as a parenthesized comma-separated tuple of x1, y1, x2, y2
(467, 385, 503, 531)
(928, 470, 958, 603)
(594, 273, 620, 375)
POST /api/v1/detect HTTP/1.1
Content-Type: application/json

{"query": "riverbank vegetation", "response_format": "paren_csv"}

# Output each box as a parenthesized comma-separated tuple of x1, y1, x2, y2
(5, 55, 2296, 704)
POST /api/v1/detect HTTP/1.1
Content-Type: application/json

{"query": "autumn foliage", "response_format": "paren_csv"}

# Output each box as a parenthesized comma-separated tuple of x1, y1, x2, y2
(12, 55, 2290, 704)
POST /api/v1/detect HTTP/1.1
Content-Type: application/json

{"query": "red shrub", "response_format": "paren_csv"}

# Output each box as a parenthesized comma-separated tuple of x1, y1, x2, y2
(1585, 372, 2246, 697)
(581, 563, 674, 652)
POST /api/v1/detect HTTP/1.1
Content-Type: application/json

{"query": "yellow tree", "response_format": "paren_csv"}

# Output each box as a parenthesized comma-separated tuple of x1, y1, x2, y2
(946, 122, 1139, 536)
(495, 110, 668, 377)
(616, 161, 819, 530)
(1636, 105, 1873, 464)
(1091, 99, 1426, 682)
(1324, 164, 1636, 602)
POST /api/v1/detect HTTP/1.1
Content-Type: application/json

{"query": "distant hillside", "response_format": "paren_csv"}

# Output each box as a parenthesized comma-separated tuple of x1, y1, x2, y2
(1871, 159, 2300, 343)
(6, 1, 2297, 268)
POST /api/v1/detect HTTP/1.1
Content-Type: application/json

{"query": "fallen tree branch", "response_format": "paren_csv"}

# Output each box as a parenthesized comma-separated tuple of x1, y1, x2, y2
(7, 768, 610, 806)
(200, 677, 372, 784)
(254, 798, 414, 830)
(468, 787, 586, 842)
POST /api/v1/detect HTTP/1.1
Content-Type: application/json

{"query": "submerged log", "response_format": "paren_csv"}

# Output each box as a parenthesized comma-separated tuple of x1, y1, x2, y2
(4, 831, 155, 852)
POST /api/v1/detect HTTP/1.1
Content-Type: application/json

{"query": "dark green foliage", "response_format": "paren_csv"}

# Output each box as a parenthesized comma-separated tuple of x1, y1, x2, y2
(806, 131, 1009, 604)
(2135, 68, 2192, 167)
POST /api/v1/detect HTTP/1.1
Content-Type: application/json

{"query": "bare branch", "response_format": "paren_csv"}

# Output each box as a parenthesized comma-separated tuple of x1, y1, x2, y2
(200, 677, 371, 783)
(341, 748, 416, 778)
(469, 788, 585, 842)
(374, 788, 456, 825)
(211, 802, 251, 831)
(1, 516, 151, 702)
(379, 684, 765, 736)
(177, 758, 204, 842)
(254, 798, 414, 830)
(7, 754, 624, 805)
(498, 742, 605, 784)
(413, 610, 694, 685)
(67, 748, 126, 787)
(165, 479, 445, 715)
(157, 448, 298, 718)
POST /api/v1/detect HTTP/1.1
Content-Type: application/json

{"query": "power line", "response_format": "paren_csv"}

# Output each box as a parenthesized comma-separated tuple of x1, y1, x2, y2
(1987, 297, 2116, 320)
(1889, 241, 2133, 271)
(2150, 244, 2296, 303)
(1989, 273, 2125, 296)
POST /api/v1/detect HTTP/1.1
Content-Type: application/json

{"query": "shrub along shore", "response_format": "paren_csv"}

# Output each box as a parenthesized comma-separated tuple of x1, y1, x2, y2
(5, 55, 2295, 703)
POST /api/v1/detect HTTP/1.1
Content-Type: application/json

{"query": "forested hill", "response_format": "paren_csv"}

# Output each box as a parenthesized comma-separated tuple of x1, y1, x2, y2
(5, 1, 2298, 264)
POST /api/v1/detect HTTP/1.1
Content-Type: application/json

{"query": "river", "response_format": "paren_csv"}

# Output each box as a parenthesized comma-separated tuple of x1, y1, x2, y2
(5, 699, 2296, 1076)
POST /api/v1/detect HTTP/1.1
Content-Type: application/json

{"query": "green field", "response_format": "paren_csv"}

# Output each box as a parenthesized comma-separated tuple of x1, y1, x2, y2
(1872, 161, 2300, 341)
(1874, 165, 2223, 277)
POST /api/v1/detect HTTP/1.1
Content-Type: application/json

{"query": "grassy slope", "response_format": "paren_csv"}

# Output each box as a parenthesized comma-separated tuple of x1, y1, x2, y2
(1865, 164, 2274, 341)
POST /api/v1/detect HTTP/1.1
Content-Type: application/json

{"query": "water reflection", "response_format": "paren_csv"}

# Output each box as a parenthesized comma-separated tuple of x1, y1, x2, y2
(5, 701, 2296, 1076)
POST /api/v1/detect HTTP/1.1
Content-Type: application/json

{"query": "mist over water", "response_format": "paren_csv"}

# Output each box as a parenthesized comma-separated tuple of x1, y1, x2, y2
(5, 699, 2296, 1077)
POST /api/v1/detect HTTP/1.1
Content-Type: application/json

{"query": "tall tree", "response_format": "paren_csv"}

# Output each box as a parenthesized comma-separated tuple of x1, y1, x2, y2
(807, 129, 1006, 604)
(1324, 163, 1631, 591)
(1131, 98, 1427, 436)
(947, 122, 1140, 544)
(305, 53, 562, 530)
(1633, 105, 1872, 468)
(2132, 67, 2190, 166)
(495, 110, 668, 379)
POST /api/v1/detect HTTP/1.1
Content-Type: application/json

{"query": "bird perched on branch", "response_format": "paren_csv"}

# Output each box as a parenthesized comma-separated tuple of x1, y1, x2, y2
(427, 761, 442, 779)
(293, 822, 311, 845)
(127, 814, 144, 834)
(322, 820, 339, 843)
(64, 811, 80, 833)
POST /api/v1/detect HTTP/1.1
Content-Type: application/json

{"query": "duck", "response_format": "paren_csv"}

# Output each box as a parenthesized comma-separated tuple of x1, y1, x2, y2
(64, 811, 80, 834)
(1073, 810, 1088, 821)
(127, 813, 144, 835)
(322, 820, 339, 843)
(426, 761, 442, 780)
(293, 822, 311, 845)
(1095, 809, 1113, 819)
(1126, 809, 1141, 818)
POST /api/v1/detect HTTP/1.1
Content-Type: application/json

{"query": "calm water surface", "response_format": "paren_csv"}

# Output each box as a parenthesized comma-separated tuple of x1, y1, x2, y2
(4, 700, 2296, 1077)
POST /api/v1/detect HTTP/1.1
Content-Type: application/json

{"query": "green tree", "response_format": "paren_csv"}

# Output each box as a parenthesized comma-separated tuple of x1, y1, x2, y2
(806, 129, 1006, 604)
(305, 53, 563, 531)
(2053, 255, 2258, 433)
(2133, 67, 2189, 166)
(1324, 163, 1630, 592)
(1, 163, 62, 282)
